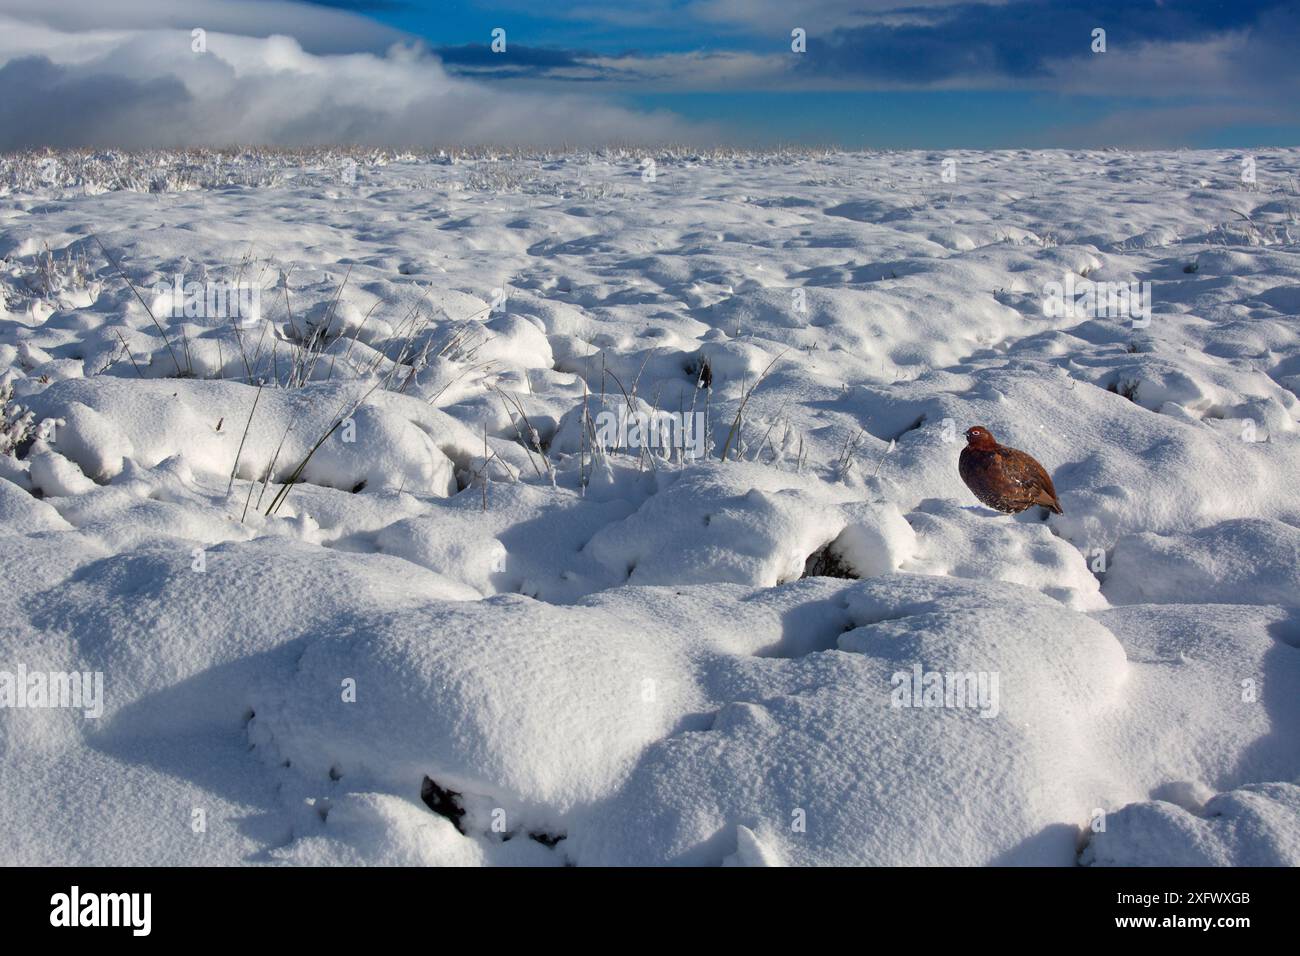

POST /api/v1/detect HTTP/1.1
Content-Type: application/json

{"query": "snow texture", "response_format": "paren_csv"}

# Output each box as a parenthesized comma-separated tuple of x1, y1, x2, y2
(1, 148, 1297, 866)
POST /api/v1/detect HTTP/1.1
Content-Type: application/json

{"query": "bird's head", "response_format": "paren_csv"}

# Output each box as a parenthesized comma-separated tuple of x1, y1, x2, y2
(964, 426, 997, 450)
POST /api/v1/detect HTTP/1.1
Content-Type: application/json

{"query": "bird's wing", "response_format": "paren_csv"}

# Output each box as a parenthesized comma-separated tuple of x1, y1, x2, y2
(1002, 449, 1059, 500)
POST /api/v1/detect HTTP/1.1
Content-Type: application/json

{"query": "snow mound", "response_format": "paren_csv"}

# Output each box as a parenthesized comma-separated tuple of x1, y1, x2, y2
(1105, 518, 1300, 606)
(0, 475, 70, 533)
(249, 593, 702, 819)
(1082, 783, 1300, 866)
(1090, 603, 1300, 795)
(572, 574, 1127, 865)
(583, 463, 847, 588)
(901, 498, 1106, 610)
(24, 377, 471, 496)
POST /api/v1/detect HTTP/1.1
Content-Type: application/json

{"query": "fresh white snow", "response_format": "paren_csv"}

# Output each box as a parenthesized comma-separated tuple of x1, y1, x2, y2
(1, 146, 1297, 866)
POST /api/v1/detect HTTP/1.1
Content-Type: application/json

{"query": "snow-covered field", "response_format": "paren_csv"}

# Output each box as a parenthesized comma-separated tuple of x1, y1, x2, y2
(1, 147, 1298, 866)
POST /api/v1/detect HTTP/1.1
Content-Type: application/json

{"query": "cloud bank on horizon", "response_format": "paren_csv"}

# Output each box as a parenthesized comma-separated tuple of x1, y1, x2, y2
(0, 0, 705, 150)
(1, 0, 1297, 149)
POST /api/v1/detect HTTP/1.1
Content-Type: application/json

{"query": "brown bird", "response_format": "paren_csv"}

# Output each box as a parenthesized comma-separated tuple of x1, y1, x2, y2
(959, 426, 1063, 515)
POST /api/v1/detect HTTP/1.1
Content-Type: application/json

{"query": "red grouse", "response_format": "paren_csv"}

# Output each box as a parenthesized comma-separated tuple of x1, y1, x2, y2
(958, 426, 1063, 515)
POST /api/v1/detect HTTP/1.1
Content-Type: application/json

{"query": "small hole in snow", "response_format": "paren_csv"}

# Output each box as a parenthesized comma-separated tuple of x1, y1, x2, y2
(420, 775, 466, 835)
(528, 831, 566, 848)
(801, 542, 858, 580)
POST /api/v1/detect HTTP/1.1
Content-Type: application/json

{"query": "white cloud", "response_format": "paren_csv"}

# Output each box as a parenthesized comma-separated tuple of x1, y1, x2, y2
(0, 0, 408, 53)
(1043, 34, 1248, 99)
(0, 4, 706, 149)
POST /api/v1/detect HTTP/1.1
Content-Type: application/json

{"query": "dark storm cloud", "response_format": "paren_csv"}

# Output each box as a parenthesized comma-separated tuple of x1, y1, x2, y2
(792, 0, 1294, 83)
(0, 57, 195, 150)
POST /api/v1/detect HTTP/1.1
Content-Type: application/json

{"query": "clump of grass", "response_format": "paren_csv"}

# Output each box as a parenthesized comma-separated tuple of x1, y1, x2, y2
(1, 384, 36, 458)
(226, 382, 263, 497)
(263, 379, 386, 517)
(833, 428, 867, 481)
(721, 348, 789, 461)
(92, 235, 189, 377)
(468, 421, 520, 511)
(25, 242, 93, 299)
(488, 383, 553, 482)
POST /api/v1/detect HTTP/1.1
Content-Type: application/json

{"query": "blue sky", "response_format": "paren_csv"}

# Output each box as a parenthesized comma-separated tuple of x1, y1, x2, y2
(0, 0, 1296, 148)
(301, 0, 1300, 147)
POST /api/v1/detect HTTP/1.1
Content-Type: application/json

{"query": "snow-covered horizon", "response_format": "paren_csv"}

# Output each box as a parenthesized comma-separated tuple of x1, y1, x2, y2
(1, 146, 1297, 866)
